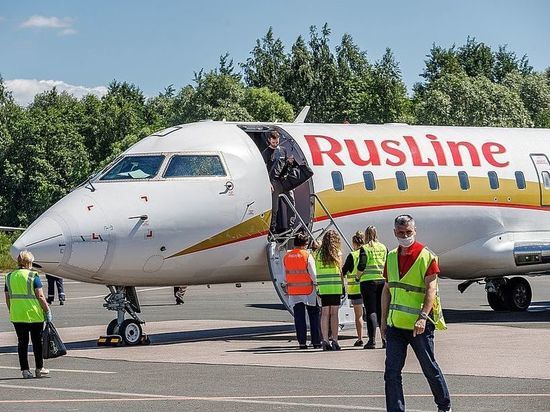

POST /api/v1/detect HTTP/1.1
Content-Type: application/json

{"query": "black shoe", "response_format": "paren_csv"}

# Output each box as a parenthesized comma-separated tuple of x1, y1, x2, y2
(382, 339, 387, 349)
(299, 344, 308, 350)
(331, 341, 341, 351)
(322, 341, 333, 351)
(353, 339, 364, 347)
(47, 299, 53, 305)
(364, 340, 376, 349)
(312, 343, 322, 349)
(176, 299, 184, 305)
(59, 300, 64, 306)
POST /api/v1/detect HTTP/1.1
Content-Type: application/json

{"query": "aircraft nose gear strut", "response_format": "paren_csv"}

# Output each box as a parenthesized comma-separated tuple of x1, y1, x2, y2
(99, 286, 150, 346)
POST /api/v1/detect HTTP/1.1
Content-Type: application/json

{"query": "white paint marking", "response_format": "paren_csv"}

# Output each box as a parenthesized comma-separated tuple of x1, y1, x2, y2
(0, 383, 171, 398)
(0, 366, 115, 374)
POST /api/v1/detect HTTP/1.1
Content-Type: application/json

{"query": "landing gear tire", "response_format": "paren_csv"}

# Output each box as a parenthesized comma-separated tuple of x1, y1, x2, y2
(487, 291, 507, 311)
(106, 319, 119, 335)
(504, 277, 532, 311)
(120, 319, 143, 346)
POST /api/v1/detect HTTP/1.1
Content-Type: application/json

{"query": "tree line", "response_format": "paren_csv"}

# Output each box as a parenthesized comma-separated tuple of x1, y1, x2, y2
(1, 24, 550, 229)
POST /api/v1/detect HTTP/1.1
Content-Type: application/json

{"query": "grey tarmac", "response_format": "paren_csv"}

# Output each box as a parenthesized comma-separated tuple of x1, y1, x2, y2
(0, 276, 549, 411)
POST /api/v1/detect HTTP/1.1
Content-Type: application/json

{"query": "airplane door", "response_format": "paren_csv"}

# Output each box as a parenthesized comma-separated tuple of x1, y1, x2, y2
(530, 154, 550, 206)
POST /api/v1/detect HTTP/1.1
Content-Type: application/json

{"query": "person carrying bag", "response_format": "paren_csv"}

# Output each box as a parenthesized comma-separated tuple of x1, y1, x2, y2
(42, 321, 67, 359)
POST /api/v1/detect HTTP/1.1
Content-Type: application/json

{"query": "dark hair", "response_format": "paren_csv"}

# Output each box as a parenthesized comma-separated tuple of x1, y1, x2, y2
(294, 232, 310, 247)
(269, 130, 280, 140)
(394, 214, 415, 227)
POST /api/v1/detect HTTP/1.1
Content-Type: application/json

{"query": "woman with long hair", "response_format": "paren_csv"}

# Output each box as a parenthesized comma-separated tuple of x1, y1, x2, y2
(342, 231, 366, 346)
(314, 230, 343, 350)
(358, 226, 387, 349)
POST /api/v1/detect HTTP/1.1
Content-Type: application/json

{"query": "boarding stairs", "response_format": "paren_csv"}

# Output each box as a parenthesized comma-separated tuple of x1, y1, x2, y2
(266, 194, 355, 329)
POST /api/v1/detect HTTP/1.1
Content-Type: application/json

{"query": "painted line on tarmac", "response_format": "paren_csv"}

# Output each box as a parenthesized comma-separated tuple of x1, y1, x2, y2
(0, 395, 417, 411)
(0, 383, 172, 398)
(0, 366, 116, 374)
(67, 286, 171, 301)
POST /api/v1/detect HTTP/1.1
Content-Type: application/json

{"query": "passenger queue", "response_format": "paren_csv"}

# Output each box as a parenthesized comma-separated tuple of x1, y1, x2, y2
(282, 214, 452, 412)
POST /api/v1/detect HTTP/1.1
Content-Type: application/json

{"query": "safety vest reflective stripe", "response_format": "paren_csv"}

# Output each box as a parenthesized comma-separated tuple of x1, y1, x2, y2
(387, 282, 426, 293)
(6, 269, 44, 323)
(284, 249, 314, 295)
(315, 253, 342, 295)
(389, 303, 422, 316)
(387, 247, 433, 330)
(6, 271, 35, 299)
(360, 242, 387, 282)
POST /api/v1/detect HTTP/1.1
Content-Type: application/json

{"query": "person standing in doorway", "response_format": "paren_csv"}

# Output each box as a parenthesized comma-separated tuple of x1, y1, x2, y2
(46, 274, 65, 305)
(381, 214, 451, 412)
(283, 232, 321, 349)
(357, 226, 387, 349)
(261, 130, 295, 235)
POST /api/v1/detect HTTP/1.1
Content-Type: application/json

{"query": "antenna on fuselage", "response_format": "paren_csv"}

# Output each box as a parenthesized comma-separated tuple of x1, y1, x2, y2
(293, 106, 310, 123)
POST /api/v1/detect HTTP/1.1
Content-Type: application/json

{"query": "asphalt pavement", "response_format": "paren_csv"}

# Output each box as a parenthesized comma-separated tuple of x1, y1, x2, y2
(0, 276, 548, 411)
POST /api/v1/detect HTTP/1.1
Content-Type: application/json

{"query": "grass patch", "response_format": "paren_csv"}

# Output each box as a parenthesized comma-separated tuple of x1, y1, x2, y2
(0, 232, 18, 271)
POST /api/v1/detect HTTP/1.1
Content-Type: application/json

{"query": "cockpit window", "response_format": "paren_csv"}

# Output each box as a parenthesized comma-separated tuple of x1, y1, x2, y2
(100, 155, 165, 181)
(164, 155, 226, 178)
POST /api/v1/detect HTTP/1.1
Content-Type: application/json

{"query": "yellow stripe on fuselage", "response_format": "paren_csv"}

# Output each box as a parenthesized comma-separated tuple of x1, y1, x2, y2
(168, 176, 540, 257)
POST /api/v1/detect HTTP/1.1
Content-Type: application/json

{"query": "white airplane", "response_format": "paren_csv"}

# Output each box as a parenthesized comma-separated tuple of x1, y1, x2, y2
(8, 116, 550, 344)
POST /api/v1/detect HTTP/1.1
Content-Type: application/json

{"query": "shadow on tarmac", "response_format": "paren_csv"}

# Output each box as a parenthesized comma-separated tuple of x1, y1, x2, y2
(444, 300, 550, 323)
(0, 324, 296, 353)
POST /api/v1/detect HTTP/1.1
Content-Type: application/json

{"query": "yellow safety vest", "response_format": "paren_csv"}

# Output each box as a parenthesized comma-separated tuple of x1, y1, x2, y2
(6, 269, 44, 323)
(344, 250, 361, 295)
(360, 242, 386, 282)
(386, 248, 446, 331)
(315, 253, 342, 295)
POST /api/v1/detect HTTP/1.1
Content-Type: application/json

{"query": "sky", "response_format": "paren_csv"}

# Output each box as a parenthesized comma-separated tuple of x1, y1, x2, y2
(1, 0, 550, 105)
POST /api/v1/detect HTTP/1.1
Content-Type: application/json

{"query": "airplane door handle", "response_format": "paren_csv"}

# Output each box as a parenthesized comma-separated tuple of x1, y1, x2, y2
(219, 181, 234, 194)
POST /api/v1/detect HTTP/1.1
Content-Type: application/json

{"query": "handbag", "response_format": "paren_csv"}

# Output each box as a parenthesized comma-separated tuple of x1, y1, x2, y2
(42, 321, 67, 359)
(281, 163, 314, 191)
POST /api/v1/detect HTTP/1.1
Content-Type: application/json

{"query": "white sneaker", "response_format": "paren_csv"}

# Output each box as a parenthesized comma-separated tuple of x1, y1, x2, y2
(22, 370, 33, 379)
(35, 368, 49, 378)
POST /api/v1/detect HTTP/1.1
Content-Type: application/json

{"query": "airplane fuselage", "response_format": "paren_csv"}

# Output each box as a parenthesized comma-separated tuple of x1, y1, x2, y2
(12, 122, 550, 287)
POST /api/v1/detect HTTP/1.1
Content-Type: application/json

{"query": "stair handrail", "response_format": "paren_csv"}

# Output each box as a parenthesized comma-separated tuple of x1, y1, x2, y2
(310, 193, 353, 253)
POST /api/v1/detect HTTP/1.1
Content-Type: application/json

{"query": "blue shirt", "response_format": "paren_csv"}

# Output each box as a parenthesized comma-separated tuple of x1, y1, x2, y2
(4, 272, 42, 292)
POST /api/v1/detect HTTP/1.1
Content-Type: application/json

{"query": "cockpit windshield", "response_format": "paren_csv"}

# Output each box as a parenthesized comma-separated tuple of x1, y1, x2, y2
(100, 155, 165, 181)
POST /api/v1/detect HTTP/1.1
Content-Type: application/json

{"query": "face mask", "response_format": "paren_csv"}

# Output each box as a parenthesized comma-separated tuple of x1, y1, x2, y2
(397, 235, 415, 248)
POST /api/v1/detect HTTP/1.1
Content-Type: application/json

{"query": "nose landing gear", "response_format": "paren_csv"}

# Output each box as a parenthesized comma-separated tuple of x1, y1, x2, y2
(100, 286, 150, 346)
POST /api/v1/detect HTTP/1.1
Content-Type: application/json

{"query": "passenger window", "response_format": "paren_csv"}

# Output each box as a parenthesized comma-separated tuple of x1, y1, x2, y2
(515, 171, 526, 189)
(100, 155, 165, 180)
(396, 171, 408, 191)
(542, 171, 550, 189)
(164, 155, 226, 177)
(363, 171, 376, 191)
(488, 171, 499, 190)
(427, 171, 439, 190)
(458, 171, 470, 190)
(331, 171, 344, 191)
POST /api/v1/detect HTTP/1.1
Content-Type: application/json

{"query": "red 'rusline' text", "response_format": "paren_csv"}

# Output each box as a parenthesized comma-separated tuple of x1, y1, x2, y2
(304, 134, 509, 168)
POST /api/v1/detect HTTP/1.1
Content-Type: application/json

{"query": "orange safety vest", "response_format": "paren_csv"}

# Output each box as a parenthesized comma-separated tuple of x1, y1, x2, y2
(283, 248, 314, 295)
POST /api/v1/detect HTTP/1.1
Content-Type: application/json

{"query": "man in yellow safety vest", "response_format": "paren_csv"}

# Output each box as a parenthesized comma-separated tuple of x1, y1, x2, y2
(381, 214, 451, 412)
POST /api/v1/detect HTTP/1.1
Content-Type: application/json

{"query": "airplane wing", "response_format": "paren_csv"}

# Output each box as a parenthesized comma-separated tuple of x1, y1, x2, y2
(0, 226, 26, 232)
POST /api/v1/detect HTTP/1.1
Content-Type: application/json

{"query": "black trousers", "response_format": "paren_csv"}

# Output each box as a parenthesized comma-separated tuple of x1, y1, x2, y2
(13, 322, 44, 370)
(360, 280, 384, 341)
(293, 303, 321, 346)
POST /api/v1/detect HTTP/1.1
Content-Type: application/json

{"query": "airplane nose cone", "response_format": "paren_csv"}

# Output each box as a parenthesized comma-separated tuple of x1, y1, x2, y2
(11, 217, 65, 267)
